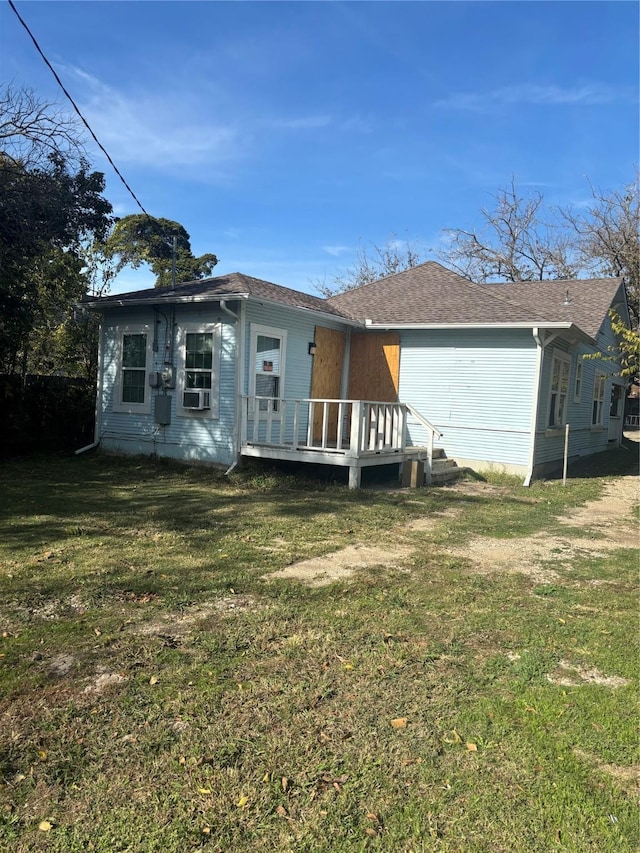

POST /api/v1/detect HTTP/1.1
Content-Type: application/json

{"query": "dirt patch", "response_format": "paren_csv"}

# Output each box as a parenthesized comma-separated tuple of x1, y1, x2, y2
(546, 659, 630, 688)
(559, 475, 638, 547)
(444, 473, 638, 580)
(130, 595, 259, 637)
(269, 473, 638, 587)
(264, 544, 413, 587)
(83, 671, 127, 694)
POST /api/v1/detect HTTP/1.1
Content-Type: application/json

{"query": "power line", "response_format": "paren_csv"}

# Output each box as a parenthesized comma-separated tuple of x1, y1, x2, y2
(8, 0, 150, 216)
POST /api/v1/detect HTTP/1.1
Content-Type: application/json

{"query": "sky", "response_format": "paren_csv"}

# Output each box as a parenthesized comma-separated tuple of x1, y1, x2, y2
(1, 1, 638, 295)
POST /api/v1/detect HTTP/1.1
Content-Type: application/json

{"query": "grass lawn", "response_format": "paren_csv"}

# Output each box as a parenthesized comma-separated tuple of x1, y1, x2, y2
(0, 450, 638, 852)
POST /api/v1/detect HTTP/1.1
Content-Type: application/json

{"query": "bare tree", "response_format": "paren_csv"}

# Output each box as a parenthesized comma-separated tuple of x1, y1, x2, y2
(561, 176, 639, 325)
(0, 83, 84, 167)
(438, 178, 578, 283)
(316, 234, 425, 297)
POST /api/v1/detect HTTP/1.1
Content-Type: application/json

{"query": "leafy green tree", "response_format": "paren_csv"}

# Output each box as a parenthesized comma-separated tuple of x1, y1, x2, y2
(104, 214, 218, 287)
(0, 150, 113, 375)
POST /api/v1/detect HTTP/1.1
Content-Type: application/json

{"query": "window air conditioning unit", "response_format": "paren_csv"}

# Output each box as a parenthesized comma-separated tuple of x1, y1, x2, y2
(182, 389, 210, 410)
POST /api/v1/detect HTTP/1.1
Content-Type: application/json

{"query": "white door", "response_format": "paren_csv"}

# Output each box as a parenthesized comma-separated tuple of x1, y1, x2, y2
(249, 325, 287, 443)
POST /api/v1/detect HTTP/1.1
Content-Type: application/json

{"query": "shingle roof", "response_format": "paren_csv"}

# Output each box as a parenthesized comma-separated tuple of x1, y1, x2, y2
(88, 271, 351, 319)
(326, 260, 624, 338)
(89, 261, 624, 341)
(327, 261, 531, 324)
(477, 277, 625, 340)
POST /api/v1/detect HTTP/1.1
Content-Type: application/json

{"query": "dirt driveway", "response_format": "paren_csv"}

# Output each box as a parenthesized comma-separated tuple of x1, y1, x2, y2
(265, 470, 639, 587)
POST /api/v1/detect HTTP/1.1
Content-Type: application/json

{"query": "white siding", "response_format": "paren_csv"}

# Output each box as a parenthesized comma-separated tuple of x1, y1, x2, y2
(399, 329, 537, 467)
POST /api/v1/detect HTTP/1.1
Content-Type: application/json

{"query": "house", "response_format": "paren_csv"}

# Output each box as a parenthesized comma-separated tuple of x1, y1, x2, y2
(84, 261, 630, 486)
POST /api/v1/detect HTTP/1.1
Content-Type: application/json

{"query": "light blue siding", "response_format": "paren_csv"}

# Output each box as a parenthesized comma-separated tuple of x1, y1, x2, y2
(100, 303, 238, 466)
(243, 302, 347, 443)
(534, 312, 624, 467)
(243, 302, 345, 397)
(398, 329, 537, 467)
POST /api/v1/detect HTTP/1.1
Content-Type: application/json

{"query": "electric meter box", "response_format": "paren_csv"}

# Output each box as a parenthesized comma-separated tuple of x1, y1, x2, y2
(154, 395, 172, 426)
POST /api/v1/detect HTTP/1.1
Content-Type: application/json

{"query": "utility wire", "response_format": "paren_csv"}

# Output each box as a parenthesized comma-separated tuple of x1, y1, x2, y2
(8, 0, 150, 216)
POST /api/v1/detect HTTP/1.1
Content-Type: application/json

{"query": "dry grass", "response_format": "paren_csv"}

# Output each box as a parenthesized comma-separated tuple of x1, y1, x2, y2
(0, 451, 638, 852)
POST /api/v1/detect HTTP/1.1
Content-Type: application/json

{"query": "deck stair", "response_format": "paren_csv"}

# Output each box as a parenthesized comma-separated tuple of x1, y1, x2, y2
(430, 448, 470, 485)
(405, 446, 471, 486)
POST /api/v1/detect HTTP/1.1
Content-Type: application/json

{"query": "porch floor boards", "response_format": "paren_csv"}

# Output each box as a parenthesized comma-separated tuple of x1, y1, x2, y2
(240, 441, 435, 469)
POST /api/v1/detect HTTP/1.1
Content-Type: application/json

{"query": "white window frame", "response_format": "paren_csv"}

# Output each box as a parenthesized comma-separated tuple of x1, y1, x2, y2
(547, 350, 571, 429)
(573, 359, 583, 404)
(176, 322, 221, 418)
(113, 325, 153, 414)
(249, 324, 287, 409)
(592, 371, 606, 427)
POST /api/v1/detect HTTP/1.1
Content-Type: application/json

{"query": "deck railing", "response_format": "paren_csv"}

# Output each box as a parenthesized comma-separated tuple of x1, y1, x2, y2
(240, 396, 443, 487)
(241, 397, 409, 457)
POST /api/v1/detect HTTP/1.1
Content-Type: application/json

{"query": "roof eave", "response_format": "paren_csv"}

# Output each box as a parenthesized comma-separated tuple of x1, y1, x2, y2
(83, 290, 359, 326)
(364, 319, 597, 345)
(83, 292, 250, 310)
(243, 294, 361, 326)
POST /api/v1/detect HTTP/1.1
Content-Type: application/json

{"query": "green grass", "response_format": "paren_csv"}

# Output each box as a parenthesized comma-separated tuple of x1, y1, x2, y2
(0, 450, 638, 852)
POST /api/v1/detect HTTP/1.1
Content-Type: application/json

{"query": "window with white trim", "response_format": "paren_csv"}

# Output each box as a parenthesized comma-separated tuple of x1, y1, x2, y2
(114, 326, 152, 414)
(250, 324, 287, 412)
(177, 323, 221, 417)
(592, 372, 606, 426)
(573, 360, 583, 404)
(547, 351, 570, 428)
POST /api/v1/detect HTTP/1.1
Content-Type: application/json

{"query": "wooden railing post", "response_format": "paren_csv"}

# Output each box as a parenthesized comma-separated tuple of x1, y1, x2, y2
(425, 428, 434, 486)
(349, 401, 363, 456)
(292, 400, 300, 450)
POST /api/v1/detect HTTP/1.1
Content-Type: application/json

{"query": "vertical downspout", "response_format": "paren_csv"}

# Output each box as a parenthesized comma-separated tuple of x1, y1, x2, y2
(524, 328, 544, 486)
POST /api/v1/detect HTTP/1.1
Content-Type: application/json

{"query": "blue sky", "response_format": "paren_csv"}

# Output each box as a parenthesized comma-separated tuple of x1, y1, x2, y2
(2, 1, 638, 294)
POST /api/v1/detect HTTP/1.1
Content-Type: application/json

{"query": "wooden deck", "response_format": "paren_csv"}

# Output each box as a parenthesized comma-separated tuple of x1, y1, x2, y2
(240, 397, 441, 488)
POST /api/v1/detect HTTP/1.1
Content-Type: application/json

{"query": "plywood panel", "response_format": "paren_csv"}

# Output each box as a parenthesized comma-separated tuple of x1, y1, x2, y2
(348, 332, 400, 402)
(310, 326, 346, 441)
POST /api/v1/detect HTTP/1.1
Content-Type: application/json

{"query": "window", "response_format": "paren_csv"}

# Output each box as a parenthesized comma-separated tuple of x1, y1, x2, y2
(177, 324, 220, 416)
(114, 326, 152, 413)
(574, 360, 583, 403)
(592, 372, 606, 426)
(548, 351, 570, 428)
(250, 325, 287, 412)
(610, 383, 623, 418)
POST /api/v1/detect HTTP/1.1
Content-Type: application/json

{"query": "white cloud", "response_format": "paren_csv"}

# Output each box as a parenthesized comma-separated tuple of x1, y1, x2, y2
(435, 83, 636, 111)
(322, 245, 351, 256)
(61, 65, 242, 173)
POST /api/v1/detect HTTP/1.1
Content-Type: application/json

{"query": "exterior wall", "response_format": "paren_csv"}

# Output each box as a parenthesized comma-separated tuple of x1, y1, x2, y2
(533, 314, 625, 473)
(243, 301, 347, 443)
(99, 303, 238, 466)
(398, 329, 537, 472)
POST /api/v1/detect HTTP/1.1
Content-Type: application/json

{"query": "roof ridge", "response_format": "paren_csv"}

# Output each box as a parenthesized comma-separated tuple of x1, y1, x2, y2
(327, 259, 459, 302)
